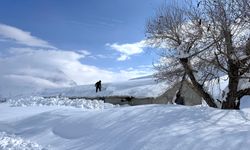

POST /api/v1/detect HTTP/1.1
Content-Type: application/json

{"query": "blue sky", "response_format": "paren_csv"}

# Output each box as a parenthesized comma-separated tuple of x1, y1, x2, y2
(0, 0, 165, 85)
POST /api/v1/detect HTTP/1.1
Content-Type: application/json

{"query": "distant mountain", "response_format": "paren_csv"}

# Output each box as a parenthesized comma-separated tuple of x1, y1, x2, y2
(0, 69, 76, 98)
(29, 69, 77, 87)
(129, 75, 154, 80)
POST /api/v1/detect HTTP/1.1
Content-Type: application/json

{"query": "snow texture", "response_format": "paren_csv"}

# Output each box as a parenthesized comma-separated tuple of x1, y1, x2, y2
(0, 132, 46, 150)
(7, 96, 117, 109)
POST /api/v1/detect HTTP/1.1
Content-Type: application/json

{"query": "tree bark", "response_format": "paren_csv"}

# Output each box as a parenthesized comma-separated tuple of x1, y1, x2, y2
(222, 66, 240, 109)
(221, 29, 240, 109)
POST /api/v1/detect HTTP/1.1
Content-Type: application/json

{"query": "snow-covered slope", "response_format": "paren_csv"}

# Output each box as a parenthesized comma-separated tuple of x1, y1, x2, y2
(40, 77, 168, 98)
(0, 101, 250, 150)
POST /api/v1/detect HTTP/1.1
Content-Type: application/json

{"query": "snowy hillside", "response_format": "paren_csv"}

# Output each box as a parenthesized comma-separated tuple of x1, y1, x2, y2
(0, 98, 250, 150)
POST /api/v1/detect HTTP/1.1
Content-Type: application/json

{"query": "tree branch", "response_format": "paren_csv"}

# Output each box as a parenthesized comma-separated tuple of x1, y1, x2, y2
(214, 52, 229, 72)
(237, 88, 250, 99)
(187, 36, 223, 58)
(239, 63, 250, 76)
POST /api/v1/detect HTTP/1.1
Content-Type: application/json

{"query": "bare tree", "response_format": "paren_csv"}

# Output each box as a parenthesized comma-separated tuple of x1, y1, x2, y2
(146, 0, 250, 109)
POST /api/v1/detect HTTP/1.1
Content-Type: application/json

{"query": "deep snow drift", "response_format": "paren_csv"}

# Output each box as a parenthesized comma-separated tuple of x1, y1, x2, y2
(0, 98, 250, 150)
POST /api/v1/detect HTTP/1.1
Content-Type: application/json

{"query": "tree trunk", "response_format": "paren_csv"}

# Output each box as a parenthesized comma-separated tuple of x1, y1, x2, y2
(221, 30, 240, 110)
(180, 58, 218, 108)
(222, 65, 239, 109)
(221, 101, 240, 109)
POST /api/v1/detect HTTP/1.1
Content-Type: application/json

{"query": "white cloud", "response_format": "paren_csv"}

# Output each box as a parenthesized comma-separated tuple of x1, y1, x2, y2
(87, 53, 115, 60)
(117, 54, 129, 61)
(0, 48, 153, 86)
(106, 40, 147, 61)
(0, 23, 55, 49)
(96, 54, 110, 59)
(0, 24, 154, 97)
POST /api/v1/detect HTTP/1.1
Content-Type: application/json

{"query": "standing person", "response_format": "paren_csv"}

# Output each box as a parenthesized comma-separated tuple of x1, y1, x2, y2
(98, 80, 101, 92)
(95, 80, 102, 93)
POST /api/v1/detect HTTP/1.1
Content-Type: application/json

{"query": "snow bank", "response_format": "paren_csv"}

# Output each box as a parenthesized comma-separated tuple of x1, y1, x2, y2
(7, 96, 116, 109)
(0, 132, 46, 150)
(0, 104, 250, 150)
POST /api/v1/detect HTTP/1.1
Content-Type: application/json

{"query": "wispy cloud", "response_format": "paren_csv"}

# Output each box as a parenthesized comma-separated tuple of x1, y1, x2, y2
(0, 23, 55, 49)
(69, 16, 124, 28)
(106, 40, 147, 61)
(96, 54, 109, 59)
(76, 50, 91, 56)
(89, 54, 114, 60)
(68, 17, 123, 30)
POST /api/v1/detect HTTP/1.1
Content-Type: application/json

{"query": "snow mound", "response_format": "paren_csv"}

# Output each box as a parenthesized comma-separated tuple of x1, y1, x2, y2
(0, 132, 46, 150)
(8, 96, 117, 109)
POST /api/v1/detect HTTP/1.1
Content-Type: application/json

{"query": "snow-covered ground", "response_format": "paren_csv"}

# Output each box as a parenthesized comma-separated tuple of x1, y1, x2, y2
(0, 97, 250, 150)
(0, 75, 250, 149)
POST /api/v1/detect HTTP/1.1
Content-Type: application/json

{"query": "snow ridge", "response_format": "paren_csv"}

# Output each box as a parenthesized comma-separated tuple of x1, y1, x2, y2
(8, 96, 117, 109)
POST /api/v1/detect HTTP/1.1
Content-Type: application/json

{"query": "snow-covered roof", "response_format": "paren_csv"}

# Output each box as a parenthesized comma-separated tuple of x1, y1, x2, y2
(40, 77, 169, 98)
